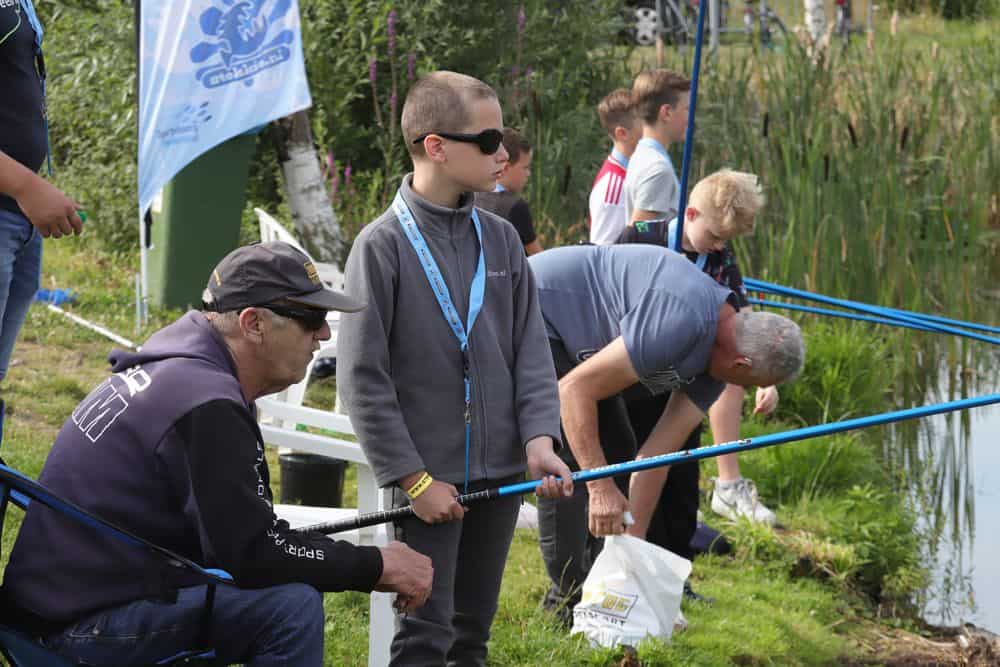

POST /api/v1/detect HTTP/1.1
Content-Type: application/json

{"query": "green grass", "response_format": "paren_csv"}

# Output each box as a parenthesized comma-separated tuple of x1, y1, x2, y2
(315, 531, 860, 666)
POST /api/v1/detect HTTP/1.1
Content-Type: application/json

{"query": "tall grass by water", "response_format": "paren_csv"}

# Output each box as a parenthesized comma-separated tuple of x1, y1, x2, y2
(539, 34, 1000, 316)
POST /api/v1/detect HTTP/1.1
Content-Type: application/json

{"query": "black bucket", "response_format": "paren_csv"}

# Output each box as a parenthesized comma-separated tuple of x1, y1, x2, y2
(278, 453, 346, 507)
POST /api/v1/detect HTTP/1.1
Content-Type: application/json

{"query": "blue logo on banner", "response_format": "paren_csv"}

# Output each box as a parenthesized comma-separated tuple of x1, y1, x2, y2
(189, 0, 295, 88)
(157, 102, 214, 145)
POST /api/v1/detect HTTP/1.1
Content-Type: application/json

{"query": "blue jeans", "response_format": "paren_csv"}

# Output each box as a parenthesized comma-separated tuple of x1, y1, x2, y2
(42, 583, 325, 666)
(0, 209, 42, 382)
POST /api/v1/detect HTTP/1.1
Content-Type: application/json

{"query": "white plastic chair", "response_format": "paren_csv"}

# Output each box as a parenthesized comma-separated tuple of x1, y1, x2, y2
(254, 207, 341, 411)
(255, 207, 343, 289)
(257, 396, 394, 667)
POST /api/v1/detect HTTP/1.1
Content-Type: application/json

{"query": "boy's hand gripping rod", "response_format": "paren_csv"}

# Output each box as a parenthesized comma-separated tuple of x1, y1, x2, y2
(294, 393, 1000, 536)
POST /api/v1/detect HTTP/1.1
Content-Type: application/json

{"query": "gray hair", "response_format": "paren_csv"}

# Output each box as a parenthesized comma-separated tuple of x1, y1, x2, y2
(202, 290, 289, 338)
(732, 311, 805, 386)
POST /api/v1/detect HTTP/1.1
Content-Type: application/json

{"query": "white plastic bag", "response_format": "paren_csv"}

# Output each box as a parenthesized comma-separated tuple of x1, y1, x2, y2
(571, 535, 692, 648)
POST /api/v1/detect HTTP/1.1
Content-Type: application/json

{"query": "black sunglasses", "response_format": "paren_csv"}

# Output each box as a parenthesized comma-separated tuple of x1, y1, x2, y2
(257, 304, 328, 332)
(411, 129, 504, 155)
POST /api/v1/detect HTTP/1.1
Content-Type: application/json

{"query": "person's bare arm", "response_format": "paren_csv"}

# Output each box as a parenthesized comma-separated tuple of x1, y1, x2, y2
(625, 391, 705, 538)
(709, 383, 746, 481)
(0, 151, 83, 238)
(559, 337, 640, 536)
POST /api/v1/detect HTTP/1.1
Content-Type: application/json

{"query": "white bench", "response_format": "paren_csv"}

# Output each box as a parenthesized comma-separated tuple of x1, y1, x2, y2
(255, 207, 344, 289)
(255, 207, 341, 410)
(257, 396, 393, 667)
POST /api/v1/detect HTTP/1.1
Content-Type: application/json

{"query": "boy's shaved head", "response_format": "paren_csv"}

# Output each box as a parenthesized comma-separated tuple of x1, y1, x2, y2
(690, 169, 765, 236)
(597, 88, 636, 135)
(632, 69, 690, 125)
(402, 71, 499, 157)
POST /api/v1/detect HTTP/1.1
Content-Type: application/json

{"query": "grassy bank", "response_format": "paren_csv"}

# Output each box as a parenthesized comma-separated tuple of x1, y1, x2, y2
(0, 240, 954, 666)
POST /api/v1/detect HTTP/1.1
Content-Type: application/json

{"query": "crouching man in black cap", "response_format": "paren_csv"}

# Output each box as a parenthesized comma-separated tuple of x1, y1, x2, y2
(2, 242, 432, 666)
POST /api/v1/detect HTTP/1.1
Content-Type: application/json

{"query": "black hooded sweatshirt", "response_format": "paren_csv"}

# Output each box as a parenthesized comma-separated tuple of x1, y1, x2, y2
(3, 312, 383, 625)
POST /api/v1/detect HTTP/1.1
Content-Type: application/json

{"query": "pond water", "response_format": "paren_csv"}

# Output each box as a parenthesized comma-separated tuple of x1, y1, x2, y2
(919, 398, 1000, 633)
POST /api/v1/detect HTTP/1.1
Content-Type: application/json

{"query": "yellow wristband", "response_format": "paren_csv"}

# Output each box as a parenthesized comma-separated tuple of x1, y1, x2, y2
(406, 473, 433, 499)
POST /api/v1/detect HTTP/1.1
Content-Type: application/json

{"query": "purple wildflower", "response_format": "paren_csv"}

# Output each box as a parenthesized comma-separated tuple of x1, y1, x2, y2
(330, 166, 340, 201)
(511, 64, 520, 78)
(517, 5, 526, 34)
(344, 162, 353, 190)
(326, 150, 335, 174)
(389, 91, 398, 121)
(387, 9, 398, 54)
(407, 52, 416, 81)
(369, 58, 377, 84)
(524, 66, 534, 78)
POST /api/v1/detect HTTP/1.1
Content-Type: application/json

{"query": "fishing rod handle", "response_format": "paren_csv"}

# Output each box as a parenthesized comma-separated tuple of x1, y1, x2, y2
(296, 488, 496, 535)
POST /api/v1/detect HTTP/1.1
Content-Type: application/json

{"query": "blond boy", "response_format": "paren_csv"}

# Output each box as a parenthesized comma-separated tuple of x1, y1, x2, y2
(619, 169, 780, 550)
(338, 71, 572, 666)
(588, 89, 643, 245)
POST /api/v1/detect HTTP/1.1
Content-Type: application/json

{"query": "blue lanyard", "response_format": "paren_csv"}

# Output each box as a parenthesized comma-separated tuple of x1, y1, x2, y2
(17, 0, 50, 175)
(611, 147, 629, 169)
(494, 183, 505, 193)
(393, 191, 486, 492)
(18, 0, 42, 49)
(667, 218, 707, 271)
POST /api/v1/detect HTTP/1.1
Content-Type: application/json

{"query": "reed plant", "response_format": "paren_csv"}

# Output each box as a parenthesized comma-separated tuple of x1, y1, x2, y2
(634, 36, 999, 320)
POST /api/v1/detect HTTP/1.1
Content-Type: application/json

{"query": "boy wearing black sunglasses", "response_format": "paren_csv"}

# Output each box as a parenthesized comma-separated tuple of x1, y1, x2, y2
(338, 71, 572, 666)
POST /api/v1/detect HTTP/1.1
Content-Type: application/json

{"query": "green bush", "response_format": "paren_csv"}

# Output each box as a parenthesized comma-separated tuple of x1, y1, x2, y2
(777, 321, 898, 426)
(787, 485, 927, 605)
(735, 420, 885, 506)
(42, 1, 137, 250)
(303, 0, 631, 244)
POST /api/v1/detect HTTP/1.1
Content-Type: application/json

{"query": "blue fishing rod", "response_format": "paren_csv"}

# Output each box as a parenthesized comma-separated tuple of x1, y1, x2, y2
(299, 393, 1000, 536)
(749, 298, 943, 333)
(672, 0, 709, 252)
(746, 278, 1000, 346)
(747, 278, 1000, 335)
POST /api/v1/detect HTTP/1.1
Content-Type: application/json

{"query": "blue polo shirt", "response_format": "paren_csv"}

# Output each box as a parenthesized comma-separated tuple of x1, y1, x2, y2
(529, 244, 736, 411)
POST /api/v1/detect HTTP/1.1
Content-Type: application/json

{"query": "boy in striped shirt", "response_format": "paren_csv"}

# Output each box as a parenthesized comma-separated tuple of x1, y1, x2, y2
(588, 89, 642, 245)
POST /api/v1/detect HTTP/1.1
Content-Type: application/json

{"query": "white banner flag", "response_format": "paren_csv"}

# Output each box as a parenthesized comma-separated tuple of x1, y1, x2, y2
(138, 0, 311, 215)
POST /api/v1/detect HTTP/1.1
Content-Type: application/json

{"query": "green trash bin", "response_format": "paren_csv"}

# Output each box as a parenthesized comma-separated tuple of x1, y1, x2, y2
(149, 133, 258, 309)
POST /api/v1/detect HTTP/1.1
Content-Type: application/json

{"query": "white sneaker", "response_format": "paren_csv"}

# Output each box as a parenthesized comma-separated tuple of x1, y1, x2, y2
(711, 478, 777, 526)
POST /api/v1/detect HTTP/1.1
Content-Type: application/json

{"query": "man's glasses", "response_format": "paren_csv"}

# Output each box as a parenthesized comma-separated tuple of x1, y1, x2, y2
(257, 304, 328, 332)
(411, 129, 504, 155)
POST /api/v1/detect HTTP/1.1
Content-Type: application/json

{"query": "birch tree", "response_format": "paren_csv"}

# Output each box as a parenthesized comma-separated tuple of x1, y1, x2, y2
(272, 110, 343, 266)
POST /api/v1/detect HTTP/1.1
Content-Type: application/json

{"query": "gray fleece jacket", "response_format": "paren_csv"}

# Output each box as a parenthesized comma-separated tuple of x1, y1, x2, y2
(337, 175, 561, 488)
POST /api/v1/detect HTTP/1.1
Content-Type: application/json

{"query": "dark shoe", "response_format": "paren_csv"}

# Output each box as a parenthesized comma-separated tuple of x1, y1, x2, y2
(690, 521, 732, 556)
(310, 357, 337, 379)
(683, 581, 714, 605)
(541, 587, 578, 629)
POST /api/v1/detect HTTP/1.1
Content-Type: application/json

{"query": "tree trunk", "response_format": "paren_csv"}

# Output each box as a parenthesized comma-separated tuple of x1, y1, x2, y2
(273, 110, 342, 265)
(804, 0, 826, 45)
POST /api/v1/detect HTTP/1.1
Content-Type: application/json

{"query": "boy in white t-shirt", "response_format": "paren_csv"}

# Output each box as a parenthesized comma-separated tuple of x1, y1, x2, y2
(588, 89, 642, 245)
(622, 69, 690, 226)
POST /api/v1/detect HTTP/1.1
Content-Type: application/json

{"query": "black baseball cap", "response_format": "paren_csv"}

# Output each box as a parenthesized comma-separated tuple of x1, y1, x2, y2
(202, 242, 365, 313)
